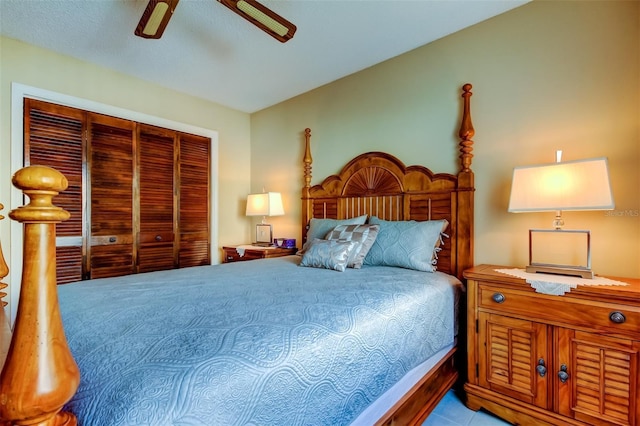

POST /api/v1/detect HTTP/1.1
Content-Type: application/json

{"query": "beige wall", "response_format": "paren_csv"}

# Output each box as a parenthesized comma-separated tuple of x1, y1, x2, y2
(0, 37, 253, 320)
(251, 1, 640, 278)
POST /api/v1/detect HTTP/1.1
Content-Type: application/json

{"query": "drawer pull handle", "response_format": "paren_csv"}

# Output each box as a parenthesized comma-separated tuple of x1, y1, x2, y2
(155, 235, 162, 241)
(492, 292, 506, 304)
(558, 364, 569, 384)
(609, 311, 626, 324)
(109, 236, 116, 243)
(536, 358, 547, 377)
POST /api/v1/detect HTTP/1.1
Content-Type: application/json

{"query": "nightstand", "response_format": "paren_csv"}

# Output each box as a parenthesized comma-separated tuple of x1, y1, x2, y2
(222, 245, 297, 263)
(464, 264, 640, 426)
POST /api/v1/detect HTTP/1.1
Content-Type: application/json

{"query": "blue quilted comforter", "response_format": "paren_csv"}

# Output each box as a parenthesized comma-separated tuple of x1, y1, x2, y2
(58, 256, 461, 425)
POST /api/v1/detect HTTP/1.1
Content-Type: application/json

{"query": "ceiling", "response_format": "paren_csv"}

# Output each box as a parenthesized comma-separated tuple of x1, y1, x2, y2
(0, 0, 529, 113)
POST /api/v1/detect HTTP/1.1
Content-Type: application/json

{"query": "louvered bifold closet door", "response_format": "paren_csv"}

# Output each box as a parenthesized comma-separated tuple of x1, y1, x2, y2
(88, 114, 135, 279)
(556, 329, 639, 426)
(178, 134, 210, 267)
(138, 124, 177, 273)
(24, 99, 85, 284)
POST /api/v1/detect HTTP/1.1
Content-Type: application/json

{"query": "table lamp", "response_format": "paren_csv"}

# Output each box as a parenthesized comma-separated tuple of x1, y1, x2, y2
(508, 152, 614, 278)
(246, 192, 284, 245)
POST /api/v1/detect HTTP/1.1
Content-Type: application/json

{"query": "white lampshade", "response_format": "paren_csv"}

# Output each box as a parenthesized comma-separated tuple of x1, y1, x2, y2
(245, 192, 284, 217)
(508, 157, 614, 213)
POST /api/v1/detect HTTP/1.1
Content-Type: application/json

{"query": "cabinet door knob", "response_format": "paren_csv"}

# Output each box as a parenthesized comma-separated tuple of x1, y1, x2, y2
(536, 358, 547, 377)
(492, 292, 506, 304)
(609, 311, 626, 324)
(558, 364, 569, 383)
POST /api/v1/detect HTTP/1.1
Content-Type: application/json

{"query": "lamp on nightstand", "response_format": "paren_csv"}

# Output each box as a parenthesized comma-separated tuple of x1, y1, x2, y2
(246, 191, 284, 246)
(508, 152, 614, 278)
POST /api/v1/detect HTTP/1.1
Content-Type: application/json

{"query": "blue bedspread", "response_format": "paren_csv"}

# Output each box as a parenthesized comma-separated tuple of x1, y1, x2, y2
(58, 256, 461, 425)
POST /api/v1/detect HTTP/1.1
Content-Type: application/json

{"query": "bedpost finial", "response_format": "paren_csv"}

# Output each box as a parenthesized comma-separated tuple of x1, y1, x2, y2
(458, 83, 474, 173)
(2, 165, 79, 425)
(9, 165, 70, 223)
(303, 128, 313, 196)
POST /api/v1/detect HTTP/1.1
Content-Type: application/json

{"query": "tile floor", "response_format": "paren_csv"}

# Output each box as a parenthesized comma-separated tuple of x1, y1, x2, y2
(422, 390, 510, 426)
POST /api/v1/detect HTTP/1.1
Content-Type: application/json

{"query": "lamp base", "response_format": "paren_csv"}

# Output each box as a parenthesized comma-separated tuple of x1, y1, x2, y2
(526, 264, 594, 279)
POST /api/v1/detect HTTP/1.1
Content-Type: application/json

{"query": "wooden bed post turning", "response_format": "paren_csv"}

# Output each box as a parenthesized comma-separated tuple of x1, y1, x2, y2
(456, 83, 475, 279)
(0, 203, 9, 374)
(0, 166, 80, 426)
(301, 128, 312, 244)
(458, 83, 475, 173)
(0, 204, 8, 308)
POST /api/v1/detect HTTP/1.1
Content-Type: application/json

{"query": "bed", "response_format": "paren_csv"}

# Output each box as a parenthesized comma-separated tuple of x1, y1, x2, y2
(0, 83, 475, 426)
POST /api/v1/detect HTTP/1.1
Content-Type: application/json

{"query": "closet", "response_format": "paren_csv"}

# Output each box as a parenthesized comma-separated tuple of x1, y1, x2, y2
(24, 99, 211, 284)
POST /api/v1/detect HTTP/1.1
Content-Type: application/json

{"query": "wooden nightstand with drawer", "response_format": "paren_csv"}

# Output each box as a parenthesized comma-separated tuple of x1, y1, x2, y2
(464, 264, 640, 426)
(222, 245, 297, 263)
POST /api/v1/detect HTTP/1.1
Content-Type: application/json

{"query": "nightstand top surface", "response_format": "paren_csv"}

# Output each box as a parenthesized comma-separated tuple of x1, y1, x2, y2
(464, 264, 640, 298)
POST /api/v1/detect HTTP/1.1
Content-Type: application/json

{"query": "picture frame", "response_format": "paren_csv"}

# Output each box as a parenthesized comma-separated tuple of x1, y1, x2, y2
(255, 224, 273, 246)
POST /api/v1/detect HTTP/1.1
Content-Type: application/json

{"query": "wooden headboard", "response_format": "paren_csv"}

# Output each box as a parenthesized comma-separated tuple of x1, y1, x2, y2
(301, 84, 475, 280)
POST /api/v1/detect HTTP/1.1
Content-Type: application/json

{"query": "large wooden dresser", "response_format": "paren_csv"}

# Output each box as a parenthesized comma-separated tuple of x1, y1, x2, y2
(464, 264, 640, 426)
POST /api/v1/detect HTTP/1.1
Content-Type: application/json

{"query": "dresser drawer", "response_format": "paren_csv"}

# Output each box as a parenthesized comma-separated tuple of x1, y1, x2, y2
(478, 284, 640, 337)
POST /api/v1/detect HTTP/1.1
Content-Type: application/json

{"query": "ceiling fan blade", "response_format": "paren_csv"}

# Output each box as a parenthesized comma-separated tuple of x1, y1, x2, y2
(135, 0, 180, 39)
(217, 0, 296, 43)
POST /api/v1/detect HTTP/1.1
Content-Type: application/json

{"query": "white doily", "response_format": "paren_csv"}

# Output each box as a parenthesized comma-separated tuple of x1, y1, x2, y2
(495, 268, 629, 295)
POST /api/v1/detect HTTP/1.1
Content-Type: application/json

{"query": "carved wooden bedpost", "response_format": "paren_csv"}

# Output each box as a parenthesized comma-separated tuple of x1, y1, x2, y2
(0, 166, 79, 426)
(456, 83, 475, 279)
(0, 203, 9, 369)
(0, 204, 8, 308)
(301, 128, 313, 244)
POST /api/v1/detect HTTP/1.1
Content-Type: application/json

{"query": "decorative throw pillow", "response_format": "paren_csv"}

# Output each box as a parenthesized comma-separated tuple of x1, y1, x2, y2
(325, 224, 380, 269)
(299, 239, 358, 272)
(297, 214, 368, 255)
(363, 217, 449, 272)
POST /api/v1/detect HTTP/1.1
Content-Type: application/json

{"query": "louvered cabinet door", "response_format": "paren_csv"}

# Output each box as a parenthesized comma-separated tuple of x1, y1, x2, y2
(478, 312, 549, 409)
(24, 99, 85, 284)
(138, 124, 176, 273)
(178, 133, 210, 267)
(88, 114, 135, 279)
(556, 329, 639, 426)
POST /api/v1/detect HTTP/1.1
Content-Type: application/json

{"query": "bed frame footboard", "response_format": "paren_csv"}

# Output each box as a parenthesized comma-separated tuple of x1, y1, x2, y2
(0, 166, 80, 426)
